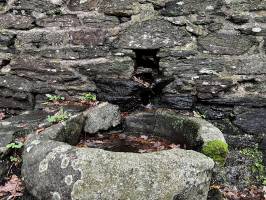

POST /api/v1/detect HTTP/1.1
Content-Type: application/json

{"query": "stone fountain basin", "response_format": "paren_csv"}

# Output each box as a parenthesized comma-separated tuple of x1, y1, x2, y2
(21, 104, 226, 200)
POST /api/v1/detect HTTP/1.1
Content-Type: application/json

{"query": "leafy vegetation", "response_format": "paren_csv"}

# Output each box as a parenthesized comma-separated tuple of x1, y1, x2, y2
(6, 142, 23, 149)
(47, 108, 70, 123)
(46, 94, 65, 102)
(202, 140, 229, 165)
(240, 147, 266, 185)
(6, 142, 23, 163)
(80, 93, 97, 102)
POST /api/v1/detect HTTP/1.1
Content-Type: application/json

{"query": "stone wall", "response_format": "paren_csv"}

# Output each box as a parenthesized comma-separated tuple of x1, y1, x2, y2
(0, 0, 266, 141)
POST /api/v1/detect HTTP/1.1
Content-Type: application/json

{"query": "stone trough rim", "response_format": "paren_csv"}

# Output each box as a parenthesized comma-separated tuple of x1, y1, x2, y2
(24, 105, 226, 157)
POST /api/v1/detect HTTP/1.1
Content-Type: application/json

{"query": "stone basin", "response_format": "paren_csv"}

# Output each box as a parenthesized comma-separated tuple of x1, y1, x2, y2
(21, 103, 226, 200)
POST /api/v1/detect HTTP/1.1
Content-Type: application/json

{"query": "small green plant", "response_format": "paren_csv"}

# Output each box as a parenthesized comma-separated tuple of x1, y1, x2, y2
(240, 147, 266, 185)
(80, 93, 97, 102)
(10, 156, 21, 163)
(47, 108, 70, 123)
(46, 94, 65, 102)
(6, 142, 23, 149)
(6, 142, 23, 163)
(202, 140, 229, 165)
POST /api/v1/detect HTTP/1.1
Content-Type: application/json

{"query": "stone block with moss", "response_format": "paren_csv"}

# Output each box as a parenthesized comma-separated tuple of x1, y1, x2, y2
(202, 140, 229, 165)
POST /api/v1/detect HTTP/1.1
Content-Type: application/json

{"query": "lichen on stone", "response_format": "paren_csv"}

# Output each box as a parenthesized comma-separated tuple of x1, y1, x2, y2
(201, 140, 229, 165)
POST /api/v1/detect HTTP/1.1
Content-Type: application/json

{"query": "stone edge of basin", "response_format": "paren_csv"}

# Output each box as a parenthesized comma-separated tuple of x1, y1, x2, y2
(24, 105, 227, 164)
(124, 108, 228, 164)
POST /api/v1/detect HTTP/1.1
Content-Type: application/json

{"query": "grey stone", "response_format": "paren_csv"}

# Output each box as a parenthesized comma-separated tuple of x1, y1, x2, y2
(225, 134, 259, 149)
(160, 94, 195, 110)
(99, 0, 141, 17)
(0, 110, 50, 132)
(8, 57, 97, 95)
(115, 18, 192, 49)
(22, 139, 214, 200)
(84, 102, 121, 134)
(233, 108, 266, 136)
(39, 113, 84, 145)
(76, 57, 135, 79)
(81, 13, 120, 28)
(198, 33, 255, 55)
(160, 55, 266, 77)
(161, 0, 223, 16)
(36, 14, 81, 27)
(15, 29, 108, 53)
(0, 13, 34, 30)
(0, 128, 15, 156)
(15, 0, 67, 13)
(0, 31, 15, 52)
(95, 79, 145, 110)
(125, 109, 226, 148)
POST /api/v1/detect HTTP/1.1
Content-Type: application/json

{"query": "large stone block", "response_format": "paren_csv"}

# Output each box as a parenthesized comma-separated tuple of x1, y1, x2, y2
(161, 0, 223, 16)
(233, 108, 266, 136)
(36, 15, 80, 28)
(76, 57, 134, 79)
(9, 57, 78, 84)
(98, 0, 141, 16)
(83, 102, 121, 134)
(15, 29, 107, 50)
(0, 13, 34, 30)
(14, 0, 67, 13)
(115, 18, 192, 49)
(198, 33, 255, 55)
(160, 55, 266, 77)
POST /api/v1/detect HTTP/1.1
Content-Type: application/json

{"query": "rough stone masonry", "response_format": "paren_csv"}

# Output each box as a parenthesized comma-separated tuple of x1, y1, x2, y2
(0, 0, 266, 172)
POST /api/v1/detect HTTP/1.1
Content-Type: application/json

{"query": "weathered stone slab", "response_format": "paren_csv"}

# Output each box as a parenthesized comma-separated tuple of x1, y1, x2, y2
(36, 14, 80, 28)
(22, 139, 214, 200)
(38, 113, 85, 145)
(233, 108, 266, 136)
(9, 57, 78, 84)
(160, 55, 266, 77)
(98, 0, 141, 16)
(34, 46, 110, 60)
(95, 79, 145, 110)
(14, 0, 67, 13)
(198, 33, 255, 55)
(84, 102, 121, 134)
(0, 31, 15, 52)
(161, 0, 223, 16)
(160, 94, 195, 110)
(81, 13, 120, 28)
(115, 18, 192, 49)
(0, 13, 34, 30)
(125, 109, 226, 147)
(15, 29, 107, 50)
(76, 57, 134, 79)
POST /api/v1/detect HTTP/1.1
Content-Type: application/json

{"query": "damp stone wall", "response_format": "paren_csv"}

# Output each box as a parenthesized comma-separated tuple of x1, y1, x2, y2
(0, 0, 266, 142)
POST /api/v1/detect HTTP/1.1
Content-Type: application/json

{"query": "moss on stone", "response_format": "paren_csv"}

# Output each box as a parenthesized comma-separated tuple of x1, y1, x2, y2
(240, 147, 266, 185)
(201, 140, 228, 165)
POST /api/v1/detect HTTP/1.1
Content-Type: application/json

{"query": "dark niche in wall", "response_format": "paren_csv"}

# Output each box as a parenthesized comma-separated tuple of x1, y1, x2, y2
(132, 49, 173, 106)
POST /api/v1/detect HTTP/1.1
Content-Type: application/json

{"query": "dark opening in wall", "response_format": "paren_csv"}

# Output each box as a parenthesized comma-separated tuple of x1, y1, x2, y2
(132, 49, 173, 106)
(117, 16, 132, 23)
(0, 59, 10, 67)
(133, 49, 160, 83)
